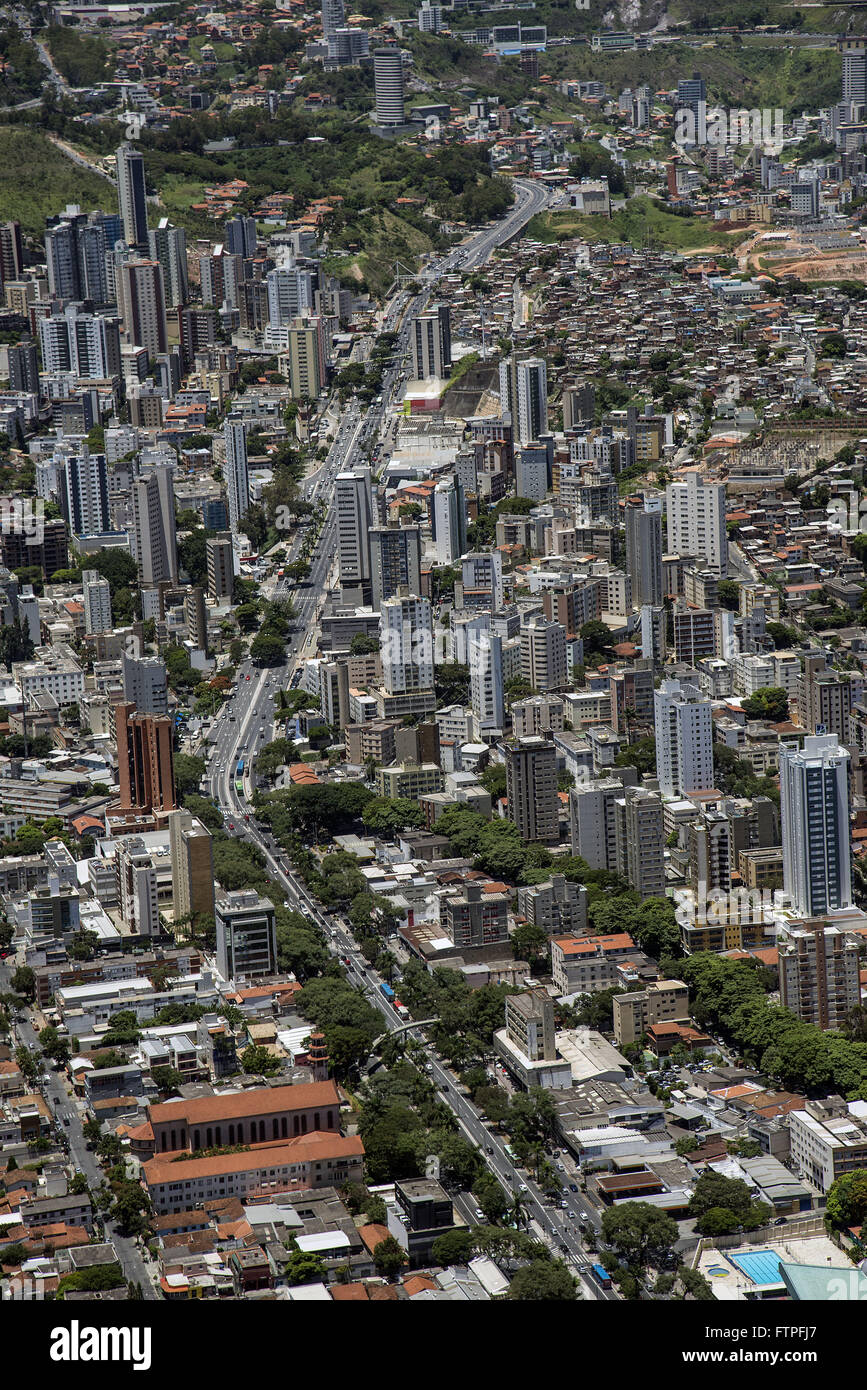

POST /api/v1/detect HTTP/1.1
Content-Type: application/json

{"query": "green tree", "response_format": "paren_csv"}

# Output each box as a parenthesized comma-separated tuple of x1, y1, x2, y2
(601, 1201, 678, 1268)
(10, 965, 34, 999)
(826, 1169, 867, 1229)
(742, 687, 789, 723)
(373, 1234, 408, 1279)
(431, 1228, 474, 1265)
(507, 1259, 578, 1300)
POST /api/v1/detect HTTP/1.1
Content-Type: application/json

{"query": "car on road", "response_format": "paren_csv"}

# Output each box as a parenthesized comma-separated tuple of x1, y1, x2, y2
(63, 1117, 70, 1126)
(569, 1183, 579, 1192)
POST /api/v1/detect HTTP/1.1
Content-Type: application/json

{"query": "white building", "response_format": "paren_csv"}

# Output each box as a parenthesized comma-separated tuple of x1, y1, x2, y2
(467, 614, 505, 740)
(515, 357, 548, 445)
(666, 471, 727, 576)
(82, 570, 112, 635)
(779, 734, 852, 918)
(654, 679, 714, 799)
(380, 594, 434, 695)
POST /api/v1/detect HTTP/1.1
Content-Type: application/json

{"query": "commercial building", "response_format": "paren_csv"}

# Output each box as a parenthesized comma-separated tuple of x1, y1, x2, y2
(215, 890, 277, 982)
(373, 47, 406, 126)
(779, 734, 852, 918)
(411, 304, 451, 380)
(336, 467, 373, 597)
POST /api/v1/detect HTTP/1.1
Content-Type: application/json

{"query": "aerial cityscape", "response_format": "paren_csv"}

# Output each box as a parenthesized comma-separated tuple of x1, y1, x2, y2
(5, 0, 867, 1340)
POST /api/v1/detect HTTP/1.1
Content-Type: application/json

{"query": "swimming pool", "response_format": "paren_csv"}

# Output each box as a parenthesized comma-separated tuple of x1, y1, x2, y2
(728, 1249, 783, 1285)
(707, 1266, 729, 1277)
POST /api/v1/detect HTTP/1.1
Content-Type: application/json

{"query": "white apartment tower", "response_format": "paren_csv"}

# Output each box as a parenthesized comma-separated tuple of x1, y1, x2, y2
(515, 357, 548, 445)
(779, 734, 852, 918)
(467, 614, 505, 739)
(380, 594, 434, 695)
(666, 471, 727, 576)
(654, 678, 714, 799)
(82, 570, 112, 634)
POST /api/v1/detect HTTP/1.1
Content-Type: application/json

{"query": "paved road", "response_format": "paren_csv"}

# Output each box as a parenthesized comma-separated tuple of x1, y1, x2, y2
(195, 181, 617, 1294)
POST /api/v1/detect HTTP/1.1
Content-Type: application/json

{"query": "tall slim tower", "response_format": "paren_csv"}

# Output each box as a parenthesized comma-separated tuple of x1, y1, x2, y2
(624, 493, 663, 607)
(373, 48, 406, 127)
(224, 420, 250, 534)
(515, 357, 548, 444)
(779, 734, 852, 918)
(335, 468, 373, 597)
(116, 144, 149, 252)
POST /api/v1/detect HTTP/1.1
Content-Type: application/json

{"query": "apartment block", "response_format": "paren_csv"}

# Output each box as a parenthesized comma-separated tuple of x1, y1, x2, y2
(612, 980, 690, 1048)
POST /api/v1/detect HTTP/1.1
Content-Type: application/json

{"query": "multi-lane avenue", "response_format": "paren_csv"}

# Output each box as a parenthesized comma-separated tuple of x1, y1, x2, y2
(201, 177, 614, 1296)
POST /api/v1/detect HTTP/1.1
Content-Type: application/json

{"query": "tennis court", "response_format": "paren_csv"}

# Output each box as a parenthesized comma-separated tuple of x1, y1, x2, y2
(728, 1249, 783, 1285)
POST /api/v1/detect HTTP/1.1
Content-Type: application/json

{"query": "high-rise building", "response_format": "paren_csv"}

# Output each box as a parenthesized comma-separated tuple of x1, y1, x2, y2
(265, 264, 315, 334)
(45, 207, 109, 305)
(411, 304, 451, 380)
(380, 594, 434, 694)
(460, 551, 503, 612)
(666, 471, 727, 576)
(148, 218, 188, 309)
(778, 924, 860, 1031)
(373, 48, 406, 127)
(39, 304, 121, 379)
(7, 342, 39, 396)
(116, 259, 168, 357)
(223, 419, 250, 534)
(336, 467, 373, 596)
(131, 468, 178, 587)
(58, 449, 111, 538)
(515, 357, 548, 445)
(0, 221, 24, 291)
(569, 779, 621, 870)
(116, 143, 149, 251)
(841, 36, 867, 105)
(520, 615, 567, 693)
(321, 0, 346, 38)
(624, 493, 663, 607)
(279, 316, 329, 400)
(467, 613, 504, 739)
(614, 785, 665, 897)
(654, 678, 714, 799)
(206, 532, 234, 600)
(562, 381, 596, 430)
(369, 525, 421, 610)
(432, 477, 466, 564)
(185, 586, 208, 652)
(82, 570, 112, 635)
(779, 734, 852, 918)
(503, 735, 558, 843)
(215, 890, 277, 982)
(115, 701, 176, 816)
(418, 1, 443, 32)
(797, 653, 860, 744)
(115, 837, 160, 938)
(224, 215, 258, 259)
(122, 652, 168, 716)
(170, 808, 215, 929)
